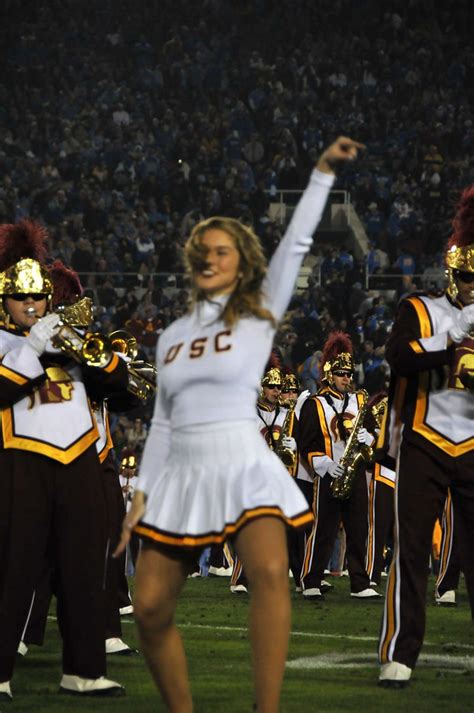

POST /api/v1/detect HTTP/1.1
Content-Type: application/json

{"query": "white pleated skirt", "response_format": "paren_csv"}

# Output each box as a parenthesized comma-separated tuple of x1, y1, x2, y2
(135, 419, 313, 549)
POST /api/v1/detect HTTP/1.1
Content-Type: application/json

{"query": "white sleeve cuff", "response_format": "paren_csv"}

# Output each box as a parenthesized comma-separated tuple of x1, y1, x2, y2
(418, 332, 448, 352)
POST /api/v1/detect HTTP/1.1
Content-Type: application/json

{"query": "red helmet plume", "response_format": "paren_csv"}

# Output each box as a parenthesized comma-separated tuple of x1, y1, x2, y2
(447, 186, 474, 252)
(321, 331, 353, 371)
(0, 219, 49, 271)
(445, 186, 474, 297)
(49, 260, 83, 307)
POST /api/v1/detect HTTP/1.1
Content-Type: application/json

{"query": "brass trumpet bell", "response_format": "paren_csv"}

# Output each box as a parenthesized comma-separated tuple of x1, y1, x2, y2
(109, 329, 139, 360)
(108, 329, 157, 401)
(82, 332, 114, 368)
(52, 324, 113, 368)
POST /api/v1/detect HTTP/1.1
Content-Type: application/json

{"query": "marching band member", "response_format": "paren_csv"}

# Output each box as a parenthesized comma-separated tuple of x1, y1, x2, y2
(52, 259, 138, 655)
(115, 137, 363, 713)
(119, 448, 142, 585)
(280, 372, 313, 590)
(377, 187, 474, 688)
(230, 367, 299, 594)
(365, 392, 395, 587)
(297, 332, 381, 601)
(0, 221, 126, 702)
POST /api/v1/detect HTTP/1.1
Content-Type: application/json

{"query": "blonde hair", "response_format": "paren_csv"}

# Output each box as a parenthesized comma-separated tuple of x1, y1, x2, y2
(184, 216, 275, 328)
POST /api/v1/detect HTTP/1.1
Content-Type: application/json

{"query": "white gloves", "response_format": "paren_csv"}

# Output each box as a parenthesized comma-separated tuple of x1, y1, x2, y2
(356, 427, 373, 445)
(295, 389, 311, 417)
(327, 461, 345, 479)
(26, 314, 61, 356)
(449, 304, 474, 343)
(281, 436, 297, 452)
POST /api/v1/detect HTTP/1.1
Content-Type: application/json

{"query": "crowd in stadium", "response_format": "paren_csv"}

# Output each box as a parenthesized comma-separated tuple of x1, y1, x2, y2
(2, 0, 474, 441)
(0, 0, 471, 500)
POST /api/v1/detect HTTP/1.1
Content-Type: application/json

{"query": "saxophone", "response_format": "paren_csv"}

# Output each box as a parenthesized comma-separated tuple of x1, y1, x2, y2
(274, 398, 297, 469)
(330, 389, 372, 500)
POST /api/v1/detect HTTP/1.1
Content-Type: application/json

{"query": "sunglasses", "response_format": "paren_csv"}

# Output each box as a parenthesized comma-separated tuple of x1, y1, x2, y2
(266, 383, 281, 389)
(8, 293, 47, 302)
(454, 270, 474, 284)
(333, 370, 353, 377)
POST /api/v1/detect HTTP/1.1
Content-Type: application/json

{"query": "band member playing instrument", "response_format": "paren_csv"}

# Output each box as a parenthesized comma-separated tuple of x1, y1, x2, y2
(297, 332, 381, 601)
(119, 448, 142, 584)
(0, 222, 127, 702)
(257, 367, 298, 474)
(280, 372, 313, 590)
(377, 187, 474, 688)
(18, 260, 137, 658)
(114, 137, 363, 713)
(365, 392, 395, 587)
(230, 367, 302, 594)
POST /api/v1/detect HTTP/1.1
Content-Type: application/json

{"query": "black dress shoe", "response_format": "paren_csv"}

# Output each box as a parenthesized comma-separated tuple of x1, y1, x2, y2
(377, 679, 410, 689)
(110, 647, 140, 656)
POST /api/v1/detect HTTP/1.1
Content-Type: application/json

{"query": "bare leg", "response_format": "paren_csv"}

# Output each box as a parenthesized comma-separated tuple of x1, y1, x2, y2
(235, 518, 290, 713)
(134, 547, 193, 713)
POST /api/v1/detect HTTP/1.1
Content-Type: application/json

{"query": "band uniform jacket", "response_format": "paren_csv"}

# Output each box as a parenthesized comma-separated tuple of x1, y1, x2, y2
(298, 385, 367, 478)
(375, 292, 474, 462)
(256, 400, 298, 477)
(0, 324, 128, 464)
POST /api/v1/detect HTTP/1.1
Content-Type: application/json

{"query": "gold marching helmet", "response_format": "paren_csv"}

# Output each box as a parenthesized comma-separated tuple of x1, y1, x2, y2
(321, 331, 354, 386)
(0, 220, 53, 322)
(281, 372, 300, 392)
(261, 367, 283, 388)
(279, 372, 300, 407)
(0, 258, 53, 296)
(445, 186, 474, 300)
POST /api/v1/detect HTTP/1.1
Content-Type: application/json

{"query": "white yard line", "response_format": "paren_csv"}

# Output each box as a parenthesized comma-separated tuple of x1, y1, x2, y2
(46, 616, 474, 651)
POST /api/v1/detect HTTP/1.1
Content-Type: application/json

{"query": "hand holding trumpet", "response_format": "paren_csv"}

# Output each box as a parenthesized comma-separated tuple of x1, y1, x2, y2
(25, 313, 61, 356)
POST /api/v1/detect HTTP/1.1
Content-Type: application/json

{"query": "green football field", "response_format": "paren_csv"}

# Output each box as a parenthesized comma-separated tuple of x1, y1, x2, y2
(9, 574, 474, 713)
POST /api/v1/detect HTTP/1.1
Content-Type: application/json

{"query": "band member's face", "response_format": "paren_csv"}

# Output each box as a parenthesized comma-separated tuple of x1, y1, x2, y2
(455, 271, 474, 306)
(280, 389, 298, 403)
(332, 371, 353, 394)
(4, 294, 47, 330)
(194, 229, 241, 297)
(262, 383, 281, 405)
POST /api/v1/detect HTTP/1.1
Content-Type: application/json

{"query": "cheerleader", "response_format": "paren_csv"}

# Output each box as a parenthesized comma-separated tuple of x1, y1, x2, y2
(115, 137, 363, 713)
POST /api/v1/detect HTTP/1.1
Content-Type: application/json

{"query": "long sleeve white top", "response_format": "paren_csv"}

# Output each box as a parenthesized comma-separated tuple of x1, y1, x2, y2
(137, 168, 334, 495)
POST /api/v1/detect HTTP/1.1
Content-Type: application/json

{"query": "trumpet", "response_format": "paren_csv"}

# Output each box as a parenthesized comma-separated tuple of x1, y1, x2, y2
(50, 297, 113, 368)
(109, 329, 157, 402)
(50, 305, 157, 399)
(52, 325, 115, 368)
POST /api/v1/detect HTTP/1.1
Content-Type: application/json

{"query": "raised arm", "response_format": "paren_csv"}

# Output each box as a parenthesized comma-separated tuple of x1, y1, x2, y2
(263, 137, 364, 321)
